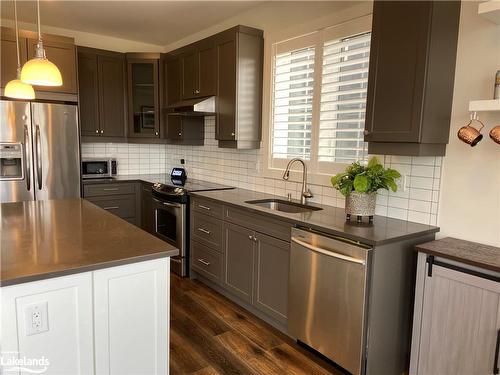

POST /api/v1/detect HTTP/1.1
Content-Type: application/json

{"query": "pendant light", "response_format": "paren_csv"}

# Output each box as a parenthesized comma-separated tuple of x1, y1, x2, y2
(4, 0, 35, 99)
(20, 0, 62, 86)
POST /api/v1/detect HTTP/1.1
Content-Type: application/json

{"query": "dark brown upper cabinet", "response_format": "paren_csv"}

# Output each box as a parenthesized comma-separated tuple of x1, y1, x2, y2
(77, 47, 126, 141)
(27, 37, 77, 94)
(181, 43, 216, 100)
(165, 55, 182, 106)
(215, 26, 263, 149)
(126, 53, 161, 139)
(165, 114, 204, 145)
(365, 1, 461, 156)
(162, 25, 262, 148)
(1, 27, 27, 89)
(1, 27, 77, 96)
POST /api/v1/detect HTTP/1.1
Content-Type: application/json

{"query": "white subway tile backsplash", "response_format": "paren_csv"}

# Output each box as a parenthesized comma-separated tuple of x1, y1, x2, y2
(82, 117, 442, 225)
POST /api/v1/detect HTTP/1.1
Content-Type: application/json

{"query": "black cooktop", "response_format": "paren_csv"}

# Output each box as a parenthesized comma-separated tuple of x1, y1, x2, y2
(152, 178, 234, 202)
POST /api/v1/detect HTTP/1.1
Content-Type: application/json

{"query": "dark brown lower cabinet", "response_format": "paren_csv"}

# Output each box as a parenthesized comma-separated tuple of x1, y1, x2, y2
(141, 183, 155, 234)
(253, 233, 290, 324)
(223, 222, 255, 304)
(83, 182, 140, 225)
(191, 198, 291, 329)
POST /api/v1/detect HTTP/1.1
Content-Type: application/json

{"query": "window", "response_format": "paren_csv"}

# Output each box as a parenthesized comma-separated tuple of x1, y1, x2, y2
(269, 16, 372, 174)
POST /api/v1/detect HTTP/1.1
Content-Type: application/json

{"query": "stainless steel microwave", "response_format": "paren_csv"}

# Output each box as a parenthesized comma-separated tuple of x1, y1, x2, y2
(81, 158, 117, 179)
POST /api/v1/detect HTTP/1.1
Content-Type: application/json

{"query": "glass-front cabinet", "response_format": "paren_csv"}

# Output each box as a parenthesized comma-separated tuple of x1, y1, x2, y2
(126, 54, 160, 138)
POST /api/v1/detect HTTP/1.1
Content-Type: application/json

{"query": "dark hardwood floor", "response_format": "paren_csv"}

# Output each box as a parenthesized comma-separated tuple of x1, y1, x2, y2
(170, 274, 344, 375)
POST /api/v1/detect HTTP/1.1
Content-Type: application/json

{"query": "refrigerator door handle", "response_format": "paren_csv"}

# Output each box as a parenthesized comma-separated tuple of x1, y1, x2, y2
(24, 125, 31, 191)
(35, 125, 42, 190)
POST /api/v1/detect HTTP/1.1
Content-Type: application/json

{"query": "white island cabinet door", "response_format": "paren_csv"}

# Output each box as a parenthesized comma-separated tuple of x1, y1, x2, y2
(93, 258, 170, 375)
(1, 273, 94, 375)
(411, 253, 500, 375)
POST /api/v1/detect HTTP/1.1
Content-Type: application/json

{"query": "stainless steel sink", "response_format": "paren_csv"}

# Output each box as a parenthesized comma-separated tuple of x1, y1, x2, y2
(245, 199, 323, 213)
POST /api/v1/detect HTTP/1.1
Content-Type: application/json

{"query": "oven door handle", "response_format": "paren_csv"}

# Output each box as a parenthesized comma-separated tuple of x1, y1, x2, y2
(152, 197, 182, 209)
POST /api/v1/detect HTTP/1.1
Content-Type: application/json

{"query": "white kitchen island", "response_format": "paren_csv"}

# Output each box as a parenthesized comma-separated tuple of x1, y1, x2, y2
(1, 199, 178, 375)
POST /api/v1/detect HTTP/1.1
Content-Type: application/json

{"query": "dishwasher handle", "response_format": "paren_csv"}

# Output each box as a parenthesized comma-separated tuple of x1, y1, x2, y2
(291, 237, 366, 266)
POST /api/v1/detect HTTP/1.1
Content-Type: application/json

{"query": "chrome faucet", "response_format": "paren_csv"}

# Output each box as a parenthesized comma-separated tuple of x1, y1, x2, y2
(282, 158, 313, 205)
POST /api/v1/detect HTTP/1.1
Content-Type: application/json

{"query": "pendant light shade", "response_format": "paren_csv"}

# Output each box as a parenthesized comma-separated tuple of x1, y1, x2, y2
(21, 43, 63, 86)
(20, 0, 63, 87)
(5, 0, 35, 100)
(5, 78, 36, 99)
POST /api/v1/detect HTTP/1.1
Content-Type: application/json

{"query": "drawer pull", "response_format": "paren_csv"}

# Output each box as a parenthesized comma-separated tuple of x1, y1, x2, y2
(197, 228, 211, 235)
(103, 188, 119, 191)
(103, 206, 119, 210)
(198, 204, 211, 211)
(197, 258, 210, 266)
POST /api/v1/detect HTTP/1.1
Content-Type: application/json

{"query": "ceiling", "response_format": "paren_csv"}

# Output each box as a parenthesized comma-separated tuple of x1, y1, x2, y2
(0, 1, 265, 46)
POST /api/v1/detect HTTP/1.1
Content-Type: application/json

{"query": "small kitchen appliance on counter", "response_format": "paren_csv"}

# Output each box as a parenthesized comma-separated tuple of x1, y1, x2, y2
(81, 158, 117, 179)
(151, 168, 234, 276)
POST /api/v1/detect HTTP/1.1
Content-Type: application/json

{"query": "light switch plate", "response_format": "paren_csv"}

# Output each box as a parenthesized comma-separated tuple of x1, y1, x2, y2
(24, 301, 49, 336)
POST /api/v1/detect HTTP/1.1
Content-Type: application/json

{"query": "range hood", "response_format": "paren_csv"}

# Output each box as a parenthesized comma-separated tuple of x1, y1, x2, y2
(166, 96, 216, 116)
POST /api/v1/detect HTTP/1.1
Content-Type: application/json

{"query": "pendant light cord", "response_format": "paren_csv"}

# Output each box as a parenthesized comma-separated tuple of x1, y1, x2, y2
(36, 0, 41, 42)
(13, 0, 21, 70)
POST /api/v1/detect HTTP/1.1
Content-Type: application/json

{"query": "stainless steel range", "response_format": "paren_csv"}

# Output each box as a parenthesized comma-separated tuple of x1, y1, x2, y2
(151, 168, 233, 276)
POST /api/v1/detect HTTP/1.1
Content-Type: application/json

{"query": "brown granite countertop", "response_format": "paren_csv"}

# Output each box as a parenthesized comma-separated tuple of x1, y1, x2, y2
(191, 188, 439, 246)
(416, 237, 500, 273)
(1, 198, 178, 286)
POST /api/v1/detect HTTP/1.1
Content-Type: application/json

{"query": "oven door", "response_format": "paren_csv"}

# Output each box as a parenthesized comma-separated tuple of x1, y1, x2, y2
(152, 197, 186, 276)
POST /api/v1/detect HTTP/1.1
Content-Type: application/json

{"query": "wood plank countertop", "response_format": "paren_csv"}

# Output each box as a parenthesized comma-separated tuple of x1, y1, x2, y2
(0, 198, 178, 286)
(416, 237, 500, 273)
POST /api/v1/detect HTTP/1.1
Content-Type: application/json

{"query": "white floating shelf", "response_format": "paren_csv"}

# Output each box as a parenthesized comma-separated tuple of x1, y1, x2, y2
(479, 1, 500, 24)
(469, 99, 500, 112)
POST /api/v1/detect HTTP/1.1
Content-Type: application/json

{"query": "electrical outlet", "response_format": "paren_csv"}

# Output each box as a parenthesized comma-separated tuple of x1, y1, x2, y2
(397, 174, 408, 192)
(25, 301, 49, 336)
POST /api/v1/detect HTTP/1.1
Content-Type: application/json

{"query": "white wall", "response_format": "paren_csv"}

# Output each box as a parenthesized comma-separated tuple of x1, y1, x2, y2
(438, 1, 500, 247)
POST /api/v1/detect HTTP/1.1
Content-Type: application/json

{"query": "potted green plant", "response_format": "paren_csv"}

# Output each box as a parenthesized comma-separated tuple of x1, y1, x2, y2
(331, 157, 401, 221)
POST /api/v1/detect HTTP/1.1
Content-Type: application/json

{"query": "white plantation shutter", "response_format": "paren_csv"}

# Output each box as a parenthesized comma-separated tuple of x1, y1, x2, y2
(268, 16, 372, 175)
(272, 45, 315, 160)
(318, 32, 370, 164)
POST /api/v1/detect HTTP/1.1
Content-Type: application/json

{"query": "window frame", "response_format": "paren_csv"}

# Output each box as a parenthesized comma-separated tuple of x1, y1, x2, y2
(263, 15, 373, 184)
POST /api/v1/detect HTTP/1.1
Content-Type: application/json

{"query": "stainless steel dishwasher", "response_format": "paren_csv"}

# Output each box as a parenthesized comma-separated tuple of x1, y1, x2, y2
(289, 227, 372, 375)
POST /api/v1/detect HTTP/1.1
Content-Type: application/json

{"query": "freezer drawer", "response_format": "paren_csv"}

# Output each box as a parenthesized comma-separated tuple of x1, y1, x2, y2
(288, 227, 371, 375)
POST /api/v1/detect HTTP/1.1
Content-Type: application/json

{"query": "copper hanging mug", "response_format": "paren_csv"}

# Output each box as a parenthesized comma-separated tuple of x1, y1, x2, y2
(490, 126, 500, 145)
(457, 118, 484, 146)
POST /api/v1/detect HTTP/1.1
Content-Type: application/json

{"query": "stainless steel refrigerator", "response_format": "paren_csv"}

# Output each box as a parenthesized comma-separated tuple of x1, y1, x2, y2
(0, 100, 80, 203)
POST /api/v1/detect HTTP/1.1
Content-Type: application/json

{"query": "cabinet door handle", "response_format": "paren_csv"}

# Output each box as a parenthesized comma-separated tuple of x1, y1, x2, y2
(248, 235, 253, 240)
(103, 206, 119, 210)
(198, 205, 211, 211)
(231, 132, 235, 137)
(197, 228, 211, 235)
(95, 129, 99, 134)
(197, 258, 210, 266)
(253, 236, 258, 242)
(494, 330, 500, 375)
(100, 130, 104, 134)
(155, 131, 159, 136)
(363, 130, 371, 136)
(194, 89, 200, 94)
(103, 188, 119, 191)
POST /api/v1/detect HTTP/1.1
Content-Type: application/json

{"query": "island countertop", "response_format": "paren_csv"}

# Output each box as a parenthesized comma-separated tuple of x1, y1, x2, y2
(0, 198, 179, 286)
